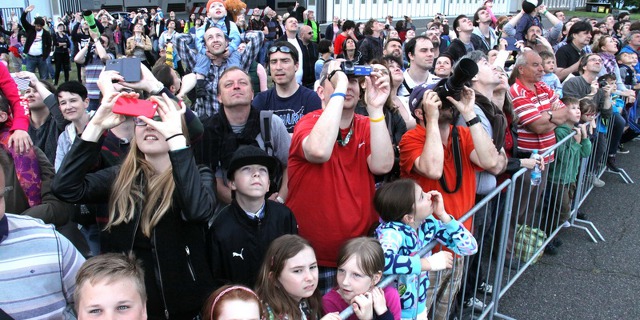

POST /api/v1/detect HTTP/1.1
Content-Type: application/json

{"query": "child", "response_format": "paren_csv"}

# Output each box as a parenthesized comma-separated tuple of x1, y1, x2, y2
(617, 51, 640, 91)
(202, 285, 262, 320)
(539, 50, 563, 98)
(544, 98, 592, 244)
(255, 234, 341, 320)
(74, 253, 147, 319)
(209, 145, 298, 289)
(322, 237, 402, 320)
(374, 179, 477, 320)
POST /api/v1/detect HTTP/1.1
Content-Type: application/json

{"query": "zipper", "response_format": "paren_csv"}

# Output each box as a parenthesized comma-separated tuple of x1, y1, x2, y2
(129, 209, 142, 252)
(185, 246, 196, 281)
(152, 231, 170, 319)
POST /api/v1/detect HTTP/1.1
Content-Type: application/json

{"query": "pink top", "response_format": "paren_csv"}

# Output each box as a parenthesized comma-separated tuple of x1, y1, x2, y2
(322, 286, 402, 320)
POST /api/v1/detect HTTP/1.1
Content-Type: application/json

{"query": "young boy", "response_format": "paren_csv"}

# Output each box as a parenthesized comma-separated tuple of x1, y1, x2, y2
(74, 253, 147, 319)
(208, 145, 298, 289)
(617, 51, 640, 91)
(540, 50, 563, 98)
(544, 97, 592, 254)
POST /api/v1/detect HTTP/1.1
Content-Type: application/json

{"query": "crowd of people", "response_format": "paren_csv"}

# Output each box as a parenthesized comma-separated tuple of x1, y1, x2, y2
(0, 0, 638, 319)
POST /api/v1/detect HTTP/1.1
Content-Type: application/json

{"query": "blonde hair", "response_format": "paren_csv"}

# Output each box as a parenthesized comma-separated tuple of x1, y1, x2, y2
(106, 114, 188, 237)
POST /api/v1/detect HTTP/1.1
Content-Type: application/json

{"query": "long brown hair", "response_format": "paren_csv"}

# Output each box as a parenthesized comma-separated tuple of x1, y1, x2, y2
(106, 115, 189, 237)
(255, 235, 322, 320)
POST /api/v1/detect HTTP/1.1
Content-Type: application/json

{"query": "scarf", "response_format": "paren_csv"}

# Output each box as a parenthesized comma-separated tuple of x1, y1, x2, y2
(600, 52, 617, 76)
(206, 107, 262, 172)
(0, 127, 42, 207)
(474, 92, 507, 151)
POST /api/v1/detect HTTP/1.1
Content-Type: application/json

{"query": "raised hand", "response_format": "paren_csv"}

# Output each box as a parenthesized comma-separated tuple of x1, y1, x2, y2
(90, 91, 137, 131)
(351, 292, 374, 320)
(25, 5, 35, 13)
(364, 64, 391, 110)
(137, 93, 186, 140)
(446, 86, 476, 120)
(422, 90, 441, 121)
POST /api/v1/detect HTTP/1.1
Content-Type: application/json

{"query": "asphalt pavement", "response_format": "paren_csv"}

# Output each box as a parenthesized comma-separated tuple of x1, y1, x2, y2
(495, 140, 640, 319)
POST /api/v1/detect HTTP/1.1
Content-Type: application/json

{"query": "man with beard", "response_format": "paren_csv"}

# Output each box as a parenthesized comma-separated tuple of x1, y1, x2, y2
(383, 38, 403, 59)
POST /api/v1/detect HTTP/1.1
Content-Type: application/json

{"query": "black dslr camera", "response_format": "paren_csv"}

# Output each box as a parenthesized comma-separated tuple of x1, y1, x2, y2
(433, 58, 478, 112)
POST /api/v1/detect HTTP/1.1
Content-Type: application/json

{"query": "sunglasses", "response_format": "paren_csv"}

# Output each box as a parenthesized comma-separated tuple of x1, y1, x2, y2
(268, 45, 292, 54)
(133, 116, 162, 126)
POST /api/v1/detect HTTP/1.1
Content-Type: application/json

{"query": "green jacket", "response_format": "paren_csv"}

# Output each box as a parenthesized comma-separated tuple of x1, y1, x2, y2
(548, 124, 592, 184)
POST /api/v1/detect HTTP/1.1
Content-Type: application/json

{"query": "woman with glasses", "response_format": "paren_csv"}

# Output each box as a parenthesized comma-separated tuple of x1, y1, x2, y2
(53, 88, 216, 318)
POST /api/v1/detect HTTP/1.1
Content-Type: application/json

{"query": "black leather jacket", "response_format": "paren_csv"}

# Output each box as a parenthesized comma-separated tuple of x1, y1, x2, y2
(52, 138, 216, 319)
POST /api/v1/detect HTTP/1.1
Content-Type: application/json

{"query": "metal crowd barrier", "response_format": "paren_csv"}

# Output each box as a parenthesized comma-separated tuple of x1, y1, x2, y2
(338, 113, 622, 320)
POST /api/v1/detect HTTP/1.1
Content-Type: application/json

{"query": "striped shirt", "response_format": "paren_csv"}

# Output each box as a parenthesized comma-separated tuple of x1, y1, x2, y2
(510, 78, 564, 163)
(0, 214, 85, 319)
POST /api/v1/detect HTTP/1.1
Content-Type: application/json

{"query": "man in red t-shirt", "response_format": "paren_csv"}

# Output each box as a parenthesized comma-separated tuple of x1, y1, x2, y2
(287, 60, 394, 293)
(399, 83, 505, 319)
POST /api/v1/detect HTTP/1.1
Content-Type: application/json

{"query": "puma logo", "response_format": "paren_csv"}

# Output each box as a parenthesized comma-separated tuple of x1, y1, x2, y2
(358, 142, 366, 149)
(233, 248, 244, 260)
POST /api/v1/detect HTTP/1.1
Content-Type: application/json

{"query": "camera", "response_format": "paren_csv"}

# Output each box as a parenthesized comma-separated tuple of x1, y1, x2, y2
(432, 58, 478, 114)
(340, 61, 372, 77)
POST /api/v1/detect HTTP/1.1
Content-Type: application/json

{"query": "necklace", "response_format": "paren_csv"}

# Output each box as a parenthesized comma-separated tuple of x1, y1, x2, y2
(336, 121, 354, 147)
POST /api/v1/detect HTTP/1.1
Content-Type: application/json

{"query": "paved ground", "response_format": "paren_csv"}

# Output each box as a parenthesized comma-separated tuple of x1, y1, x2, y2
(495, 140, 640, 319)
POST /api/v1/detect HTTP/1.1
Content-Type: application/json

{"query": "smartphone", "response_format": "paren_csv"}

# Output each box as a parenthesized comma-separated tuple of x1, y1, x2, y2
(112, 97, 158, 118)
(10, 75, 31, 91)
(105, 58, 142, 82)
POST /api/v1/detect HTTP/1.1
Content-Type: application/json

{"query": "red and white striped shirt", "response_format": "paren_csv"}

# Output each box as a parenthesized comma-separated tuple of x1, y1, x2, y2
(509, 78, 565, 163)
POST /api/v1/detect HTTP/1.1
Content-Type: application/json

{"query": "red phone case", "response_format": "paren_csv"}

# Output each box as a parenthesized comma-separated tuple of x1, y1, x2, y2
(112, 97, 158, 118)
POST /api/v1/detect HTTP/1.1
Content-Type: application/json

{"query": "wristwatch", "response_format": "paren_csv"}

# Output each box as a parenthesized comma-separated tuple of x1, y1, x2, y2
(546, 110, 554, 122)
(150, 81, 165, 95)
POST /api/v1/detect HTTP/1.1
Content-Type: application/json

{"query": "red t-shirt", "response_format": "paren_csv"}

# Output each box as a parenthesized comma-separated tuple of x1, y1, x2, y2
(509, 78, 565, 162)
(399, 125, 480, 253)
(287, 110, 377, 267)
(334, 33, 348, 56)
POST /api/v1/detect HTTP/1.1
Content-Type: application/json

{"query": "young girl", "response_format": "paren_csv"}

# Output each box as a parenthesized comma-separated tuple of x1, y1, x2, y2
(255, 234, 341, 320)
(203, 285, 262, 320)
(322, 237, 402, 320)
(374, 179, 477, 320)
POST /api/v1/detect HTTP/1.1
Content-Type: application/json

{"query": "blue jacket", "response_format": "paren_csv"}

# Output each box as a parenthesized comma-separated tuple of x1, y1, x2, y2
(376, 217, 477, 318)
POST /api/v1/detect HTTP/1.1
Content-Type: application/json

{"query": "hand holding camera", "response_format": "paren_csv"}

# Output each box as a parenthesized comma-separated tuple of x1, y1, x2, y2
(421, 90, 441, 120)
(364, 64, 391, 112)
(446, 86, 476, 121)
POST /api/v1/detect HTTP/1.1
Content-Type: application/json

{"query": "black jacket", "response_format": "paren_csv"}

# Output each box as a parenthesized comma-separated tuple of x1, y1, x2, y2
(209, 200, 298, 288)
(21, 12, 52, 59)
(52, 138, 216, 319)
(358, 35, 384, 64)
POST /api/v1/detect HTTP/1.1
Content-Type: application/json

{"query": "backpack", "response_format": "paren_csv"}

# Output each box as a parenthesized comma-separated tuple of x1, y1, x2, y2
(259, 110, 284, 197)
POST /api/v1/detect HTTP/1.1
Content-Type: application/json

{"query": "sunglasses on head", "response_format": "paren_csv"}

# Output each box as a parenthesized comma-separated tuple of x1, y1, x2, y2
(268, 45, 292, 54)
(133, 116, 162, 126)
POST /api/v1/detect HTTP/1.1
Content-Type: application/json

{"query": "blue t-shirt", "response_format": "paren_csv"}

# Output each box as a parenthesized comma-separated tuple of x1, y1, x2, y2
(252, 86, 322, 133)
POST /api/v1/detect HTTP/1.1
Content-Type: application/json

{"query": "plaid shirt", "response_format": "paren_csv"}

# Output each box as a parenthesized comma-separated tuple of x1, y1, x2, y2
(176, 31, 263, 117)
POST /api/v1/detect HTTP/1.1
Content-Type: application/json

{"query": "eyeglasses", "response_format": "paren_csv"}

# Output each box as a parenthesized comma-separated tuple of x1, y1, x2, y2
(587, 57, 603, 63)
(133, 116, 162, 126)
(268, 45, 292, 54)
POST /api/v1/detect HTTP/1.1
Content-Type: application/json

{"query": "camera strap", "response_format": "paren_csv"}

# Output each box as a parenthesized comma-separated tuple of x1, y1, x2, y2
(438, 125, 462, 194)
(402, 79, 413, 94)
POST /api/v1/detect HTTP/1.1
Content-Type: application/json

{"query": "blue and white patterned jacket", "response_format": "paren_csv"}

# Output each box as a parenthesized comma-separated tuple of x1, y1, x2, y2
(375, 217, 477, 319)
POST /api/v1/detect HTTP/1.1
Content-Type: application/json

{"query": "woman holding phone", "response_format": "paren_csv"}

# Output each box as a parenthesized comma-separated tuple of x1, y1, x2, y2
(52, 92, 216, 319)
